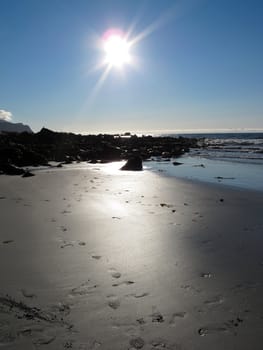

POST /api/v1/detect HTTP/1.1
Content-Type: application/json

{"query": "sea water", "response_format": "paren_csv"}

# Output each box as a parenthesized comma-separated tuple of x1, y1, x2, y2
(147, 133, 263, 192)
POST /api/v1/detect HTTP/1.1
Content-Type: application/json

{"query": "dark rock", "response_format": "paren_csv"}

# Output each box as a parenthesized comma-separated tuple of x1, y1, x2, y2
(193, 164, 205, 168)
(120, 156, 143, 171)
(0, 162, 25, 175)
(173, 161, 183, 166)
(22, 171, 35, 178)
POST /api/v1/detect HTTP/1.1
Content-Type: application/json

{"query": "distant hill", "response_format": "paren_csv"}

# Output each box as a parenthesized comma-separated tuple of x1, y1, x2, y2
(0, 120, 33, 133)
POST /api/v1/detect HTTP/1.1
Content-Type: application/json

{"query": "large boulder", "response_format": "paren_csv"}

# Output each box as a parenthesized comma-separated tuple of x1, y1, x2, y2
(120, 156, 143, 171)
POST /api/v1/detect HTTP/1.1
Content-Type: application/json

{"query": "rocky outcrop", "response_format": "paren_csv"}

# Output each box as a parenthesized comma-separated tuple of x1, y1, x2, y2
(0, 128, 201, 175)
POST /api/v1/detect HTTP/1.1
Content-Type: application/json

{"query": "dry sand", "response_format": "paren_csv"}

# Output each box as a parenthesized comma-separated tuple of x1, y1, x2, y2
(0, 164, 263, 349)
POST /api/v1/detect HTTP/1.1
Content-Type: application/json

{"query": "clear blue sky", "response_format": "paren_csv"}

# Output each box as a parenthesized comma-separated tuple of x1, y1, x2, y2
(1, 0, 263, 133)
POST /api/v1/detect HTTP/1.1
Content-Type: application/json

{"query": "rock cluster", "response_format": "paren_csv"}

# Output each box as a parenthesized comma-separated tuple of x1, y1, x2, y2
(0, 128, 201, 175)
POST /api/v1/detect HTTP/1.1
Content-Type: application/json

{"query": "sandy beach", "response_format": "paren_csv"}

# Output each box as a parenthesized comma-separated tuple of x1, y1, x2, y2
(1, 165, 263, 349)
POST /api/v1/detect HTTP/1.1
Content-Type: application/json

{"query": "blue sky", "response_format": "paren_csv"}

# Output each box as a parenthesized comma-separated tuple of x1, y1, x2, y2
(1, 0, 263, 133)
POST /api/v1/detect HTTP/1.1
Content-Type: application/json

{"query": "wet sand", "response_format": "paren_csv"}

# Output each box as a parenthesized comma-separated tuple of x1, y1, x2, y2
(0, 165, 263, 349)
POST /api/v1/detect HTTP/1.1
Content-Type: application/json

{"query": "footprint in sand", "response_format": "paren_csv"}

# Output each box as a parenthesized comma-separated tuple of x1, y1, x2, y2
(107, 295, 120, 310)
(90, 340, 101, 349)
(136, 318, 146, 325)
(50, 301, 71, 316)
(21, 288, 36, 298)
(126, 292, 147, 298)
(198, 324, 229, 336)
(20, 325, 56, 346)
(200, 272, 213, 278)
(204, 295, 224, 306)
(151, 308, 164, 323)
(61, 210, 71, 214)
(152, 338, 181, 349)
(92, 255, 102, 260)
(201, 239, 212, 245)
(129, 337, 145, 349)
(2, 240, 14, 244)
(160, 203, 173, 208)
(109, 268, 122, 279)
(198, 318, 243, 336)
(112, 280, 135, 287)
(151, 338, 169, 348)
(33, 331, 56, 346)
(70, 281, 98, 297)
(63, 340, 74, 348)
(60, 241, 74, 248)
(75, 340, 100, 350)
(232, 281, 259, 292)
(180, 284, 201, 293)
(169, 312, 186, 325)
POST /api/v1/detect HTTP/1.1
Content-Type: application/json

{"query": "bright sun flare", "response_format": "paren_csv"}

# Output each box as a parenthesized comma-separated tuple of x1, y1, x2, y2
(103, 33, 131, 68)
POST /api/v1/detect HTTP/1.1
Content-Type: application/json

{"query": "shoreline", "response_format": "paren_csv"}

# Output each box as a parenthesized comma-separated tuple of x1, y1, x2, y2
(1, 167, 263, 349)
(47, 160, 263, 194)
(145, 156, 263, 192)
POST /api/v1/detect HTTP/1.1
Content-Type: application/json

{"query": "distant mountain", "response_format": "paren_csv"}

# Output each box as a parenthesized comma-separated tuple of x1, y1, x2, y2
(0, 120, 33, 133)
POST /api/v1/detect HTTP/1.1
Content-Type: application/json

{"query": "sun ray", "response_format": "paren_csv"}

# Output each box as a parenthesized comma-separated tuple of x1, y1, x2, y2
(129, 9, 175, 47)
(129, 0, 200, 47)
(125, 0, 148, 41)
(86, 64, 112, 106)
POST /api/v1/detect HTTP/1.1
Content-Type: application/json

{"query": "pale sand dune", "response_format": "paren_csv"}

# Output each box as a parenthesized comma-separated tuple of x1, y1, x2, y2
(0, 166, 263, 349)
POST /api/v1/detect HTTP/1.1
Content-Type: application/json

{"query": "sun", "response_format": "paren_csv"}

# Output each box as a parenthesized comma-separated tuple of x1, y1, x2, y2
(103, 30, 131, 68)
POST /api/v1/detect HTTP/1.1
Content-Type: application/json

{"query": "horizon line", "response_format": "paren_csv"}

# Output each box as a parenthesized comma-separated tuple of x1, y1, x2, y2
(45, 127, 263, 135)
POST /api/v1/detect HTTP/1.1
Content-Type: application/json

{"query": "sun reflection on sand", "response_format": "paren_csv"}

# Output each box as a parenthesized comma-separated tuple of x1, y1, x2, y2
(102, 161, 126, 174)
(104, 198, 127, 217)
(88, 160, 146, 175)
